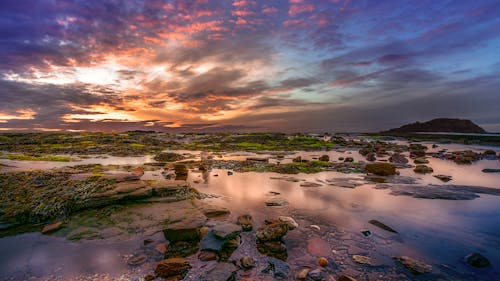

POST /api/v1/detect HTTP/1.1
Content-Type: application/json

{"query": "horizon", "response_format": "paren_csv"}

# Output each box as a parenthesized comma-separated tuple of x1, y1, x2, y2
(1, 0, 500, 132)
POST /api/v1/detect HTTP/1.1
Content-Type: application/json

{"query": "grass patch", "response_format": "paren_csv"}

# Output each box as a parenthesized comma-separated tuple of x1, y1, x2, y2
(2, 154, 73, 162)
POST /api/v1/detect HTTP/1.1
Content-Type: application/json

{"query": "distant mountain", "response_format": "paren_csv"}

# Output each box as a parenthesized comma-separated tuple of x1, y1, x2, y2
(384, 118, 487, 134)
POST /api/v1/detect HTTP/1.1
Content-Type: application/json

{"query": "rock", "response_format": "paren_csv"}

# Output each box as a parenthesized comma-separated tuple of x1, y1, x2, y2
(318, 257, 328, 267)
(319, 155, 330, 162)
(256, 221, 289, 241)
(166, 240, 199, 258)
(389, 153, 409, 164)
(293, 156, 302, 162)
(155, 243, 167, 254)
(240, 256, 256, 269)
(306, 268, 326, 281)
(143, 238, 154, 245)
(246, 157, 269, 162)
(41, 221, 63, 234)
(414, 157, 429, 164)
(257, 240, 288, 260)
(200, 226, 210, 238)
(385, 118, 486, 134)
(310, 225, 321, 231)
(376, 183, 500, 200)
(163, 216, 206, 242)
(365, 163, 397, 176)
(102, 172, 141, 182)
(307, 237, 331, 257)
(262, 257, 290, 280)
(366, 152, 376, 162)
(237, 214, 253, 231)
(464, 252, 490, 268)
(368, 219, 398, 233)
(278, 216, 298, 230)
(434, 174, 452, 182)
(131, 166, 144, 177)
(483, 150, 497, 160)
(127, 254, 147, 266)
(352, 255, 371, 265)
(300, 182, 323, 187)
(338, 275, 357, 281)
(361, 230, 372, 237)
(174, 163, 188, 180)
(344, 157, 354, 162)
(413, 165, 433, 174)
(155, 152, 185, 162)
(154, 258, 191, 278)
(200, 231, 228, 253)
(296, 269, 309, 280)
(198, 250, 217, 261)
(197, 203, 231, 218)
(410, 149, 426, 158)
(265, 197, 288, 206)
(394, 256, 432, 274)
(213, 223, 242, 240)
(338, 157, 345, 161)
(144, 274, 155, 281)
(227, 171, 233, 175)
(482, 168, 500, 173)
(201, 262, 238, 281)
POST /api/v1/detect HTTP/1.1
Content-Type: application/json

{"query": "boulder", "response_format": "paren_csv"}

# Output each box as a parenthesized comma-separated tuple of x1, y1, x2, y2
(256, 221, 289, 241)
(344, 157, 354, 162)
(213, 223, 242, 240)
(319, 155, 330, 162)
(414, 157, 429, 164)
(240, 256, 256, 269)
(163, 216, 206, 242)
(464, 252, 490, 268)
(198, 250, 217, 261)
(154, 258, 191, 278)
(389, 153, 408, 164)
(278, 216, 298, 230)
(365, 163, 397, 176)
(413, 165, 433, 174)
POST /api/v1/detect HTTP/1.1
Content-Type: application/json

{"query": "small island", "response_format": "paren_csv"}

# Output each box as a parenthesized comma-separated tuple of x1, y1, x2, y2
(384, 118, 487, 134)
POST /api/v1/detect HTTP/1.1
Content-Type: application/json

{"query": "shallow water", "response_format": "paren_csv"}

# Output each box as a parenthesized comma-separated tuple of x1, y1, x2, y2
(0, 144, 499, 280)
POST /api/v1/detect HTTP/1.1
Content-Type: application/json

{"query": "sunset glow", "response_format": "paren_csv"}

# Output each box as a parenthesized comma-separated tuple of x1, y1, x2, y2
(1, 0, 499, 132)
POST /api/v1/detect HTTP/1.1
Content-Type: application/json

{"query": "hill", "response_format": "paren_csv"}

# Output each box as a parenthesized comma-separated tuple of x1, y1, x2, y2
(384, 118, 486, 134)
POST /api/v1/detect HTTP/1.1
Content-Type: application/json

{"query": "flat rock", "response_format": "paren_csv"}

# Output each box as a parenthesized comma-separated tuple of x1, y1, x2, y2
(196, 202, 231, 218)
(394, 256, 432, 275)
(213, 223, 242, 239)
(265, 197, 289, 206)
(434, 174, 452, 182)
(300, 182, 323, 187)
(376, 184, 500, 200)
(163, 213, 207, 242)
(201, 262, 238, 281)
(200, 230, 227, 253)
(256, 221, 289, 241)
(352, 255, 372, 265)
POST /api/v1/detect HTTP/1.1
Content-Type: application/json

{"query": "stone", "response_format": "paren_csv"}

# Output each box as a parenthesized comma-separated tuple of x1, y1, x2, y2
(155, 243, 167, 254)
(293, 156, 302, 162)
(256, 221, 289, 241)
(306, 268, 326, 281)
(198, 250, 217, 261)
(240, 256, 256, 269)
(278, 216, 298, 230)
(368, 219, 398, 233)
(296, 269, 309, 280)
(163, 216, 206, 242)
(265, 197, 288, 206)
(154, 258, 191, 278)
(352, 255, 371, 265)
(361, 230, 372, 237)
(366, 152, 376, 162)
(414, 157, 429, 164)
(394, 256, 432, 274)
(166, 241, 199, 258)
(364, 163, 397, 176)
(300, 182, 323, 187)
(413, 165, 433, 174)
(318, 257, 328, 267)
(41, 221, 63, 234)
(201, 262, 238, 281)
(127, 254, 147, 266)
(262, 257, 289, 280)
(197, 203, 231, 218)
(389, 153, 408, 164)
(319, 155, 330, 162)
(464, 252, 490, 268)
(213, 223, 242, 240)
(237, 214, 253, 231)
(200, 231, 227, 253)
(144, 274, 155, 281)
(174, 163, 188, 179)
(344, 157, 354, 162)
(338, 275, 357, 281)
(482, 168, 500, 173)
(434, 174, 452, 182)
(200, 226, 210, 238)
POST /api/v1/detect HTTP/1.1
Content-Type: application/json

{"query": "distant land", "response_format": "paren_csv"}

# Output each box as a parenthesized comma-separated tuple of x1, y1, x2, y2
(384, 118, 487, 134)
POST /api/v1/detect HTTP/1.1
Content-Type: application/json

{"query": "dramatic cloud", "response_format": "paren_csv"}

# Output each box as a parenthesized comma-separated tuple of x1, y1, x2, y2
(0, 0, 499, 132)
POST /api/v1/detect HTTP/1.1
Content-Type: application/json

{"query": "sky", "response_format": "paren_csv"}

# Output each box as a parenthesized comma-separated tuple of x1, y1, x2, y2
(0, 0, 499, 133)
